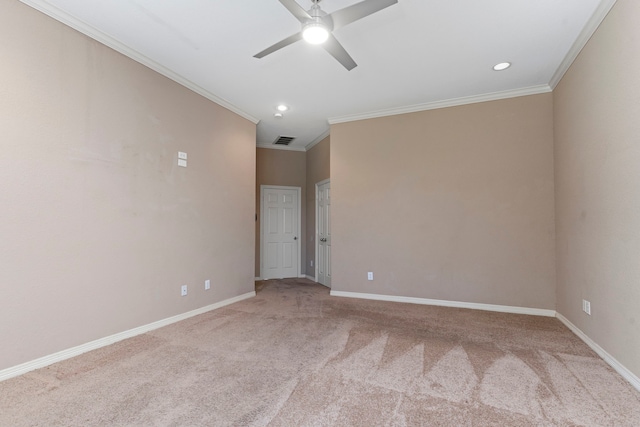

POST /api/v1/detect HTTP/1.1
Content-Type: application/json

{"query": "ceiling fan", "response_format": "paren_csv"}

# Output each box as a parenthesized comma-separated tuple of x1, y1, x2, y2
(254, 0, 398, 71)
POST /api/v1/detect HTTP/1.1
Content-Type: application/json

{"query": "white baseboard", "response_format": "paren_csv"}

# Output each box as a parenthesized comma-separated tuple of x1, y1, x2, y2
(0, 291, 256, 383)
(329, 290, 556, 317)
(305, 275, 316, 282)
(254, 277, 262, 281)
(556, 313, 640, 392)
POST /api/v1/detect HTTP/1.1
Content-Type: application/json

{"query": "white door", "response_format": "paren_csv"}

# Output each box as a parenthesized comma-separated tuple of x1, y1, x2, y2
(261, 186, 300, 279)
(316, 180, 331, 287)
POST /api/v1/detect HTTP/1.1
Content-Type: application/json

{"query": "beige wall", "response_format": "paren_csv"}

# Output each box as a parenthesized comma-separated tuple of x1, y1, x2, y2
(0, 2, 256, 371)
(554, 0, 640, 378)
(305, 137, 330, 277)
(331, 94, 556, 309)
(255, 148, 307, 277)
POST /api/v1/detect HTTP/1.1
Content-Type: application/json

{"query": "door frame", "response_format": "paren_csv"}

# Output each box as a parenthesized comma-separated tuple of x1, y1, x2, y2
(260, 185, 302, 280)
(315, 178, 330, 285)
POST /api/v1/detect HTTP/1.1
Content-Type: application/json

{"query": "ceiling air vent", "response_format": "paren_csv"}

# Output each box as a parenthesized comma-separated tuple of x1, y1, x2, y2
(273, 136, 295, 146)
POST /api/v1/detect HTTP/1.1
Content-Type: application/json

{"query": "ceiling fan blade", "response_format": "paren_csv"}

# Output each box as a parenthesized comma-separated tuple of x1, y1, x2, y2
(278, 0, 312, 23)
(322, 34, 357, 71)
(328, 0, 398, 30)
(254, 32, 303, 58)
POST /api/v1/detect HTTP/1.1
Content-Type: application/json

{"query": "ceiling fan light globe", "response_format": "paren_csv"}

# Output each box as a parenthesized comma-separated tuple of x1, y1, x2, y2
(303, 23, 329, 44)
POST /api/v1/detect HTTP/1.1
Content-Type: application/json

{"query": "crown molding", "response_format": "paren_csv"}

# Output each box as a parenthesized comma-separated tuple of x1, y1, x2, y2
(328, 85, 552, 124)
(256, 143, 306, 152)
(549, 0, 618, 89)
(19, 0, 259, 124)
(305, 130, 330, 151)
(20, 0, 615, 135)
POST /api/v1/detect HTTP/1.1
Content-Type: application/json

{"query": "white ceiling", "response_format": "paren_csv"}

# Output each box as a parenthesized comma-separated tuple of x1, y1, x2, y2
(22, 0, 615, 151)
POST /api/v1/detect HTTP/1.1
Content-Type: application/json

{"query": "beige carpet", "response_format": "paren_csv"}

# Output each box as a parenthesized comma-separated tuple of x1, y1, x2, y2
(2, 278, 639, 426)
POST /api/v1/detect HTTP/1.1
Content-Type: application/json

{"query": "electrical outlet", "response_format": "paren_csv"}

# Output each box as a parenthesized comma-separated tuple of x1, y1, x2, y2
(181, 285, 188, 296)
(367, 272, 374, 281)
(582, 299, 591, 315)
(205, 279, 211, 290)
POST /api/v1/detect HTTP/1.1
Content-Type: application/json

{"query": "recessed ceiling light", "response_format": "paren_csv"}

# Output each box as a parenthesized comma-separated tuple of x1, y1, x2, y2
(274, 113, 283, 118)
(277, 104, 288, 112)
(493, 62, 511, 71)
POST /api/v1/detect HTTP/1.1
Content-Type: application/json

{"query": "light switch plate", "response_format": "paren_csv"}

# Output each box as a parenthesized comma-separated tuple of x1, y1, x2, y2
(178, 151, 188, 160)
(178, 159, 187, 167)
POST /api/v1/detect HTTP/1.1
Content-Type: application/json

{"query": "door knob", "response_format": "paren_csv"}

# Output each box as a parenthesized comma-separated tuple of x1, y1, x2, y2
(294, 236, 297, 240)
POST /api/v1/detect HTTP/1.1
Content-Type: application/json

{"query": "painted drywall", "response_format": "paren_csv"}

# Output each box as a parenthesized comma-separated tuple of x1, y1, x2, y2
(255, 148, 306, 278)
(331, 94, 556, 309)
(305, 137, 330, 277)
(554, 0, 640, 378)
(0, 1, 256, 371)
